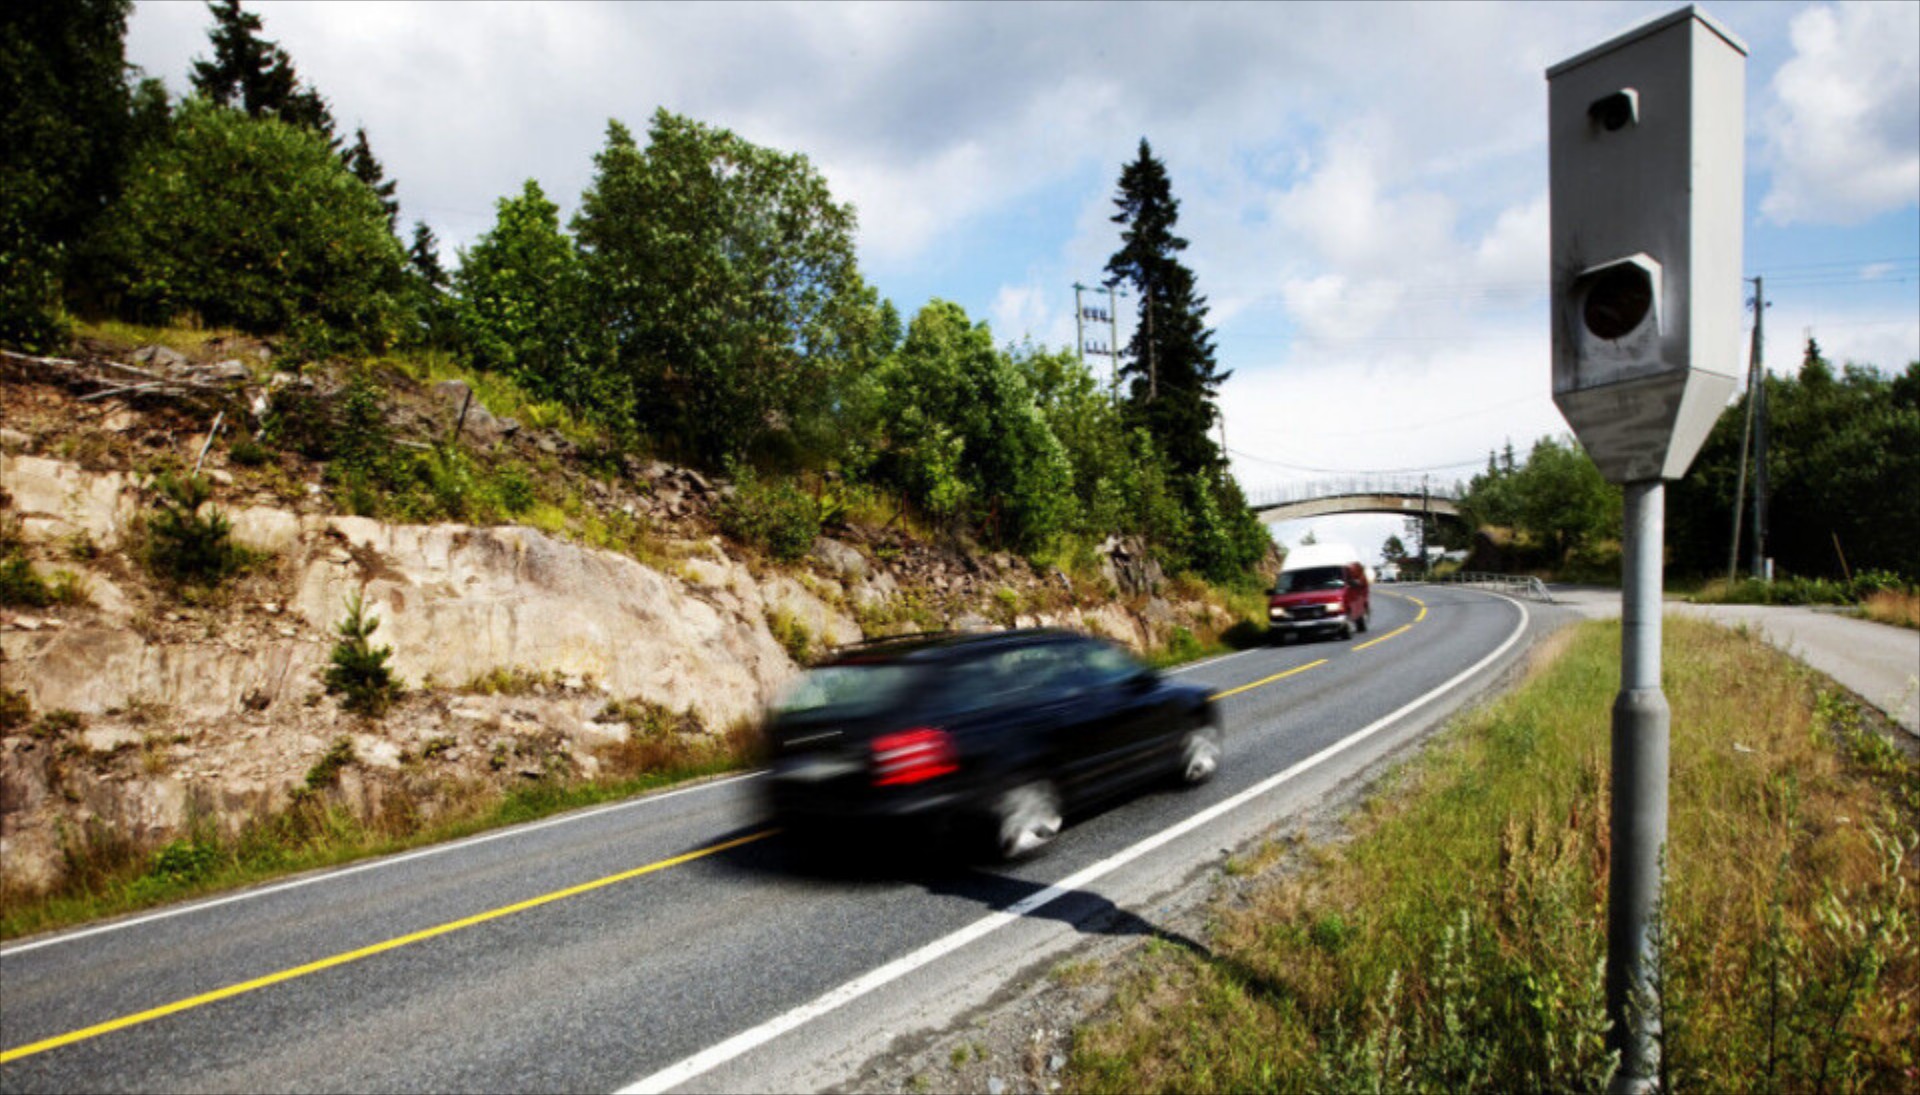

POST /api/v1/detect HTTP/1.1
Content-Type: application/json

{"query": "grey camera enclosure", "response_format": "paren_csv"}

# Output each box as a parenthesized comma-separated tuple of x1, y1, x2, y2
(1548, 6, 1746, 484)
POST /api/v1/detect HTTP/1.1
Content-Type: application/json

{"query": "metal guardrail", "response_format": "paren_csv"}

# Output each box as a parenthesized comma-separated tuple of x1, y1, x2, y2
(1243, 476, 1466, 508)
(1423, 571, 1556, 604)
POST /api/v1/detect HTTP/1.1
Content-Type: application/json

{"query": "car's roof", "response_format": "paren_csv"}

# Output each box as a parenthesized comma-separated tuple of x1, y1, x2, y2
(822, 628, 1088, 667)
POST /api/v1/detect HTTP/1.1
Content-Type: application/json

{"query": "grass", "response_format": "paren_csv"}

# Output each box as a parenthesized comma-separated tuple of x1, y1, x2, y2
(77, 319, 255, 360)
(0, 714, 764, 942)
(1860, 589, 1920, 631)
(1069, 619, 1918, 1093)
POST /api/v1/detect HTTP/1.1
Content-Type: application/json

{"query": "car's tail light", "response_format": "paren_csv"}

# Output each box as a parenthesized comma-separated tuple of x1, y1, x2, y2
(871, 727, 958, 786)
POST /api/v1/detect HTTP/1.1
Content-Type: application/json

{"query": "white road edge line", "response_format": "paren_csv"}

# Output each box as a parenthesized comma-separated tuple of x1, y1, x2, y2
(0, 770, 766, 958)
(620, 594, 1530, 1094)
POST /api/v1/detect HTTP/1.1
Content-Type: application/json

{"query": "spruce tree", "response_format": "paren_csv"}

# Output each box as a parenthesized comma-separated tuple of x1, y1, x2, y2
(1104, 139, 1230, 479)
(407, 221, 445, 289)
(190, 0, 335, 142)
(343, 126, 398, 229)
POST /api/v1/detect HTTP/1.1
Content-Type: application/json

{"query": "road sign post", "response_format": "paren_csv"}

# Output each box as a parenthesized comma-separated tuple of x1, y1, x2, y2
(1547, 7, 1746, 1090)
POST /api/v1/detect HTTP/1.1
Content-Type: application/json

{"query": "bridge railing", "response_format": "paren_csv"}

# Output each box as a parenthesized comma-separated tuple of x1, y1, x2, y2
(1423, 571, 1556, 604)
(1244, 476, 1465, 508)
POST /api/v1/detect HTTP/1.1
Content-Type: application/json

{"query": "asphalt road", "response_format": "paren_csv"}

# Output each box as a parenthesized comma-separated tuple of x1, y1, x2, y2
(0, 584, 1545, 1094)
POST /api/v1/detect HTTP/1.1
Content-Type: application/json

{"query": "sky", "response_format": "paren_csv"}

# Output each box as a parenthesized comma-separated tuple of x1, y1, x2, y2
(124, 0, 1920, 561)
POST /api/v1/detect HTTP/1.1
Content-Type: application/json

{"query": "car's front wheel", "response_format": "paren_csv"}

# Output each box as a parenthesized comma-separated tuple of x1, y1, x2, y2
(991, 780, 1062, 860)
(1177, 723, 1222, 785)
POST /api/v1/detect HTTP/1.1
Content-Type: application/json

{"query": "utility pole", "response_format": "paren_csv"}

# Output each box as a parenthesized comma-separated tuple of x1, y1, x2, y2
(1073, 282, 1123, 395)
(1144, 280, 1158, 402)
(1420, 473, 1431, 577)
(1749, 276, 1769, 580)
(1727, 275, 1765, 583)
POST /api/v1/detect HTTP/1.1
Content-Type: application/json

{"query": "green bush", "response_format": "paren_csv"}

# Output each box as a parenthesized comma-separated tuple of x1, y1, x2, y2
(1, 553, 52, 607)
(143, 472, 250, 587)
(324, 593, 400, 717)
(93, 98, 406, 346)
(718, 468, 821, 562)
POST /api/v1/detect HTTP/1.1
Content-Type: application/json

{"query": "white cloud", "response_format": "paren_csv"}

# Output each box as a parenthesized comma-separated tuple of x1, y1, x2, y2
(1761, 1, 1920, 224)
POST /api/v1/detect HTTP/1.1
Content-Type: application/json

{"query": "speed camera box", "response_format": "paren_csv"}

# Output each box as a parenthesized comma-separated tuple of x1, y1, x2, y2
(1548, 5, 1746, 483)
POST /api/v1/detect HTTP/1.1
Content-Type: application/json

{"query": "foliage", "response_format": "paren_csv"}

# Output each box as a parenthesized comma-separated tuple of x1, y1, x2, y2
(1461, 435, 1619, 570)
(142, 471, 251, 587)
(0, 688, 31, 732)
(189, 0, 335, 139)
(1670, 342, 1920, 581)
(0, 552, 53, 607)
(573, 110, 879, 466)
(0, 0, 133, 349)
(865, 301, 1071, 549)
(302, 736, 357, 790)
(1689, 570, 1914, 608)
(342, 126, 399, 230)
(94, 98, 407, 347)
(718, 465, 822, 562)
(1104, 139, 1229, 479)
(323, 593, 400, 717)
(453, 180, 605, 410)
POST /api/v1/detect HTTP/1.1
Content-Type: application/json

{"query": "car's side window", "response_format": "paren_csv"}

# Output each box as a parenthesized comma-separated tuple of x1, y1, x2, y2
(942, 646, 1063, 713)
(1058, 641, 1139, 691)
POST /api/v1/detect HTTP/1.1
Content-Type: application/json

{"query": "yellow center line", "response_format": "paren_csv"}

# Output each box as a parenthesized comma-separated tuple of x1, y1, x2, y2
(1209, 659, 1328, 701)
(1352, 592, 1425, 652)
(0, 828, 776, 1066)
(1353, 624, 1414, 651)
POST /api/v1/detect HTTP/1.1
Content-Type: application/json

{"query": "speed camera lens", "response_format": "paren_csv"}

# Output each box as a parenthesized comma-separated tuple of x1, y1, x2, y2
(1582, 264, 1654, 340)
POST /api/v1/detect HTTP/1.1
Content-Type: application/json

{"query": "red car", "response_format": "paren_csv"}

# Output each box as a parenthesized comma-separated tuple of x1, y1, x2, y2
(1268, 545, 1371, 642)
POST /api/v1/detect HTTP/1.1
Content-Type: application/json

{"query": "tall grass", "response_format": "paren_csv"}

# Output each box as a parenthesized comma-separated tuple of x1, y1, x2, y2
(1860, 589, 1920, 631)
(1070, 619, 1918, 1093)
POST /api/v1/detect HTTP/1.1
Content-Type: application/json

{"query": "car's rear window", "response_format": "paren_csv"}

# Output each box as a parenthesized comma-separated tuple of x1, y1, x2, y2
(1275, 566, 1348, 593)
(772, 664, 920, 719)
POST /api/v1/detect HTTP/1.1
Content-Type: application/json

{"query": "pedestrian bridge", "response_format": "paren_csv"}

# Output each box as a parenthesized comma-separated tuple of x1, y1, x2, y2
(1245, 476, 1464, 524)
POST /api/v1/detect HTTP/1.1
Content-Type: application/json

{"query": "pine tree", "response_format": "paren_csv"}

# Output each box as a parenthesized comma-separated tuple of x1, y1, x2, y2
(1103, 139, 1229, 478)
(343, 126, 398, 229)
(190, 0, 335, 142)
(407, 221, 445, 289)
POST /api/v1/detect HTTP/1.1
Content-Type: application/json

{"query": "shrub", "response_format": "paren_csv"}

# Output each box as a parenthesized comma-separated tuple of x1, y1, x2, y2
(323, 593, 400, 717)
(0, 688, 31, 732)
(718, 467, 821, 562)
(303, 736, 357, 790)
(0, 553, 51, 607)
(143, 472, 250, 587)
(93, 98, 406, 346)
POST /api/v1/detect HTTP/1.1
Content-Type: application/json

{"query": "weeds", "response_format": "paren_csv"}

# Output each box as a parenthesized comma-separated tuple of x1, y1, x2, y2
(0, 688, 31, 731)
(767, 607, 813, 664)
(302, 736, 357, 791)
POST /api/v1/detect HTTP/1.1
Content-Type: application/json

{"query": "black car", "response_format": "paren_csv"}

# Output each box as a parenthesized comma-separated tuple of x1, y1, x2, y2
(760, 628, 1221, 860)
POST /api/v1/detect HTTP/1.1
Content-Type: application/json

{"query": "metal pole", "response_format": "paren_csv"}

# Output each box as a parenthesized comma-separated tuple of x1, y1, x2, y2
(1749, 278, 1768, 579)
(1608, 479, 1669, 1094)
(1727, 276, 1761, 583)
(1107, 284, 1121, 396)
(1074, 283, 1087, 367)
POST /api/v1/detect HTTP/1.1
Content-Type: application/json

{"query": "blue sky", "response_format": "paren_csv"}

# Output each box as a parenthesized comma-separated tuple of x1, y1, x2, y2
(126, 1, 1918, 560)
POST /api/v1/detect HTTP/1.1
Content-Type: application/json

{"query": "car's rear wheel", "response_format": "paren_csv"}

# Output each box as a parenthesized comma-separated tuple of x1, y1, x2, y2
(1177, 723, 1222, 785)
(1357, 607, 1370, 633)
(992, 780, 1062, 860)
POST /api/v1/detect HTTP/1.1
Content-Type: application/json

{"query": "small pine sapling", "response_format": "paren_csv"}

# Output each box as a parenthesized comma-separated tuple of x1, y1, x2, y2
(325, 592, 401, 716)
